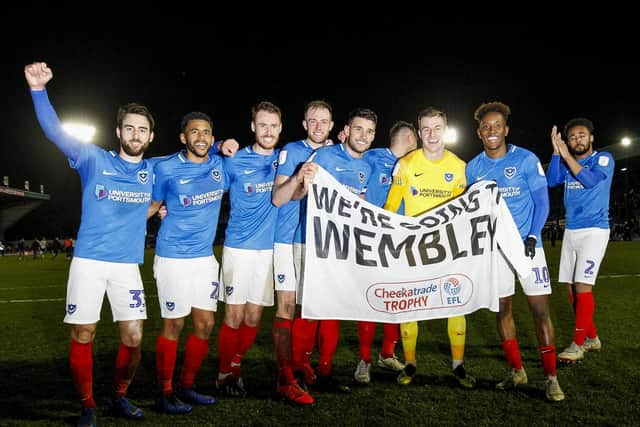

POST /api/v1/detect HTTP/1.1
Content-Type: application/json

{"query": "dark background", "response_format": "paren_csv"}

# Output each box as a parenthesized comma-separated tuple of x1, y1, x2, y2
(3, 6, 640, 240)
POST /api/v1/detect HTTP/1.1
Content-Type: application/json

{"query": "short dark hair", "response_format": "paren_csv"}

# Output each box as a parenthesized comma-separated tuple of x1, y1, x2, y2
(474, 101, 511, 124)
(563, 118, 594, 137)
(417, 107, 447, 127)
(348, 107, 378, 126)
(252, 101, 282, 121)
(180, 112, 213, 133)
(117, 103, 155, 130)
(389, 120, 416, 142)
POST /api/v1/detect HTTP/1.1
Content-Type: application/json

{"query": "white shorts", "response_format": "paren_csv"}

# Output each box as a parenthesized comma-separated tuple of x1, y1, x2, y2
(64, 257, 147, 324)
(220, 246, 274, 306)
(497, 247, 552, 297)
(153, 255, 220, 318)
(559, 228, 610, 285)
(273, 242, 304, 293)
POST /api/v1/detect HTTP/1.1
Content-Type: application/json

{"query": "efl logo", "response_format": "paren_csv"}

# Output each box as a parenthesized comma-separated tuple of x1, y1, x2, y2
(211, 169, 221, 182)
(179, 194, 192, 207)
(443, 277, 461, 295)
(137, 170, 149, 184)
(504, 167, 517, 179)
(95, 184, 108, 200)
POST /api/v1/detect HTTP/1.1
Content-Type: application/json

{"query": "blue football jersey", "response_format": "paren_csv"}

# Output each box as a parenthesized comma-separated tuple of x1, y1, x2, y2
(223, 145, 279, 249)
(548, 151, 614, 229)
(362, 147, 397, 207)
(32, 89, 153, 264)
(313, 144, 371, 195)
(152, 151, 227, 258)
(466, 145, 548, 242)
(274, 140, 330, 244)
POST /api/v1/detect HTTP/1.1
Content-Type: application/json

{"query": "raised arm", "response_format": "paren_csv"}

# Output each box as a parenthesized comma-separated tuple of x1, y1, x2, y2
(549, 125, 606, 189)
(24, 62, 82, 160)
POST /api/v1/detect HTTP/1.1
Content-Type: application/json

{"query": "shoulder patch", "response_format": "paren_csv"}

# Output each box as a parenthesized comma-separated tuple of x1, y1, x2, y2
(598, 155, 609, 167)
(537, 162, 545, 176)
(278, 150, 288, 165)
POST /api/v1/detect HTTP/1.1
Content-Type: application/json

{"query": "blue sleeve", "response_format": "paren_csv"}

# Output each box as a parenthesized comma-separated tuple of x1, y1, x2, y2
(530, 185, 549, 239)
(546, 155, 566, 187)
(575, 167, 607, 189)
(30, 89, 82, 161)
(211, 140, 222, 153)
(151, 162, 169, 203)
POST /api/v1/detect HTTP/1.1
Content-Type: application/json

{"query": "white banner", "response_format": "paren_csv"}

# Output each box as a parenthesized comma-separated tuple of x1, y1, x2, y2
(301, 166, 531, 323)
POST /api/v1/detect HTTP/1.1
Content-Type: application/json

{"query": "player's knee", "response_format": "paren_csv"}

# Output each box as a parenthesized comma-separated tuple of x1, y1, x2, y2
(71, 325, 96, 343)
(194, 317, 214, 338)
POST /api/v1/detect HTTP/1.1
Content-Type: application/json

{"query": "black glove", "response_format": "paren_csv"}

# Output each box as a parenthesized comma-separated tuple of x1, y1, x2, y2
(524, 236, 536, 259)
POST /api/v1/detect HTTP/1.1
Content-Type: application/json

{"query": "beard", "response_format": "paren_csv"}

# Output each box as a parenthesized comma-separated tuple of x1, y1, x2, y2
(120, 138, 149, 157)
(569, 142, 590, 156)
(186, 141, 210, 158)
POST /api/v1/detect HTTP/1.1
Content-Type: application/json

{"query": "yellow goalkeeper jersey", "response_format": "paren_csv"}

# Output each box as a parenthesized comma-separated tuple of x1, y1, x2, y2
(384, 148, 466, 216)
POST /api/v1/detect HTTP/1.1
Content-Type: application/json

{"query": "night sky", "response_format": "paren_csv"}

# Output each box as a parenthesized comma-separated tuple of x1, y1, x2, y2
(3, 7, 640, 239)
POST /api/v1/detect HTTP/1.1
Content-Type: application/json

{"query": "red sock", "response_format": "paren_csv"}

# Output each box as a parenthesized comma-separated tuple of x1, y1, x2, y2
(292, 317, 318, 368)
(70, 339, 95, 408)
(180, 334, 209, 390)
(357, 321, 376, 363)
(156, 336, 178, 396)
(501, 339, 523, 370)
(539, 345, 556, 376)
(114, 343, 141, 398)
(574, 292, 594, 345)
(273, 318, 295, 385)
(587, 297, 598, 339)
(218, 323, 239, 375)
(232, 323, 258, 371)
(381, 323, 399, 358)
(317, 320, 340, 377)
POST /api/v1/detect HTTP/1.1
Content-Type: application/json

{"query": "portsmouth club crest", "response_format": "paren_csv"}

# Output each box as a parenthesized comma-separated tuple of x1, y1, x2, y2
(444, 172, 454, 182)
(95, 184, 108, 200)
(67, 304, 77, 315)
(137, 170, 149, 184)
(211, 169, 221, 182)
(277, 274, 285, 284)
(504, 166, 517, 179)
(166, 301, 176, 311)
(359, 171, 366, 184)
